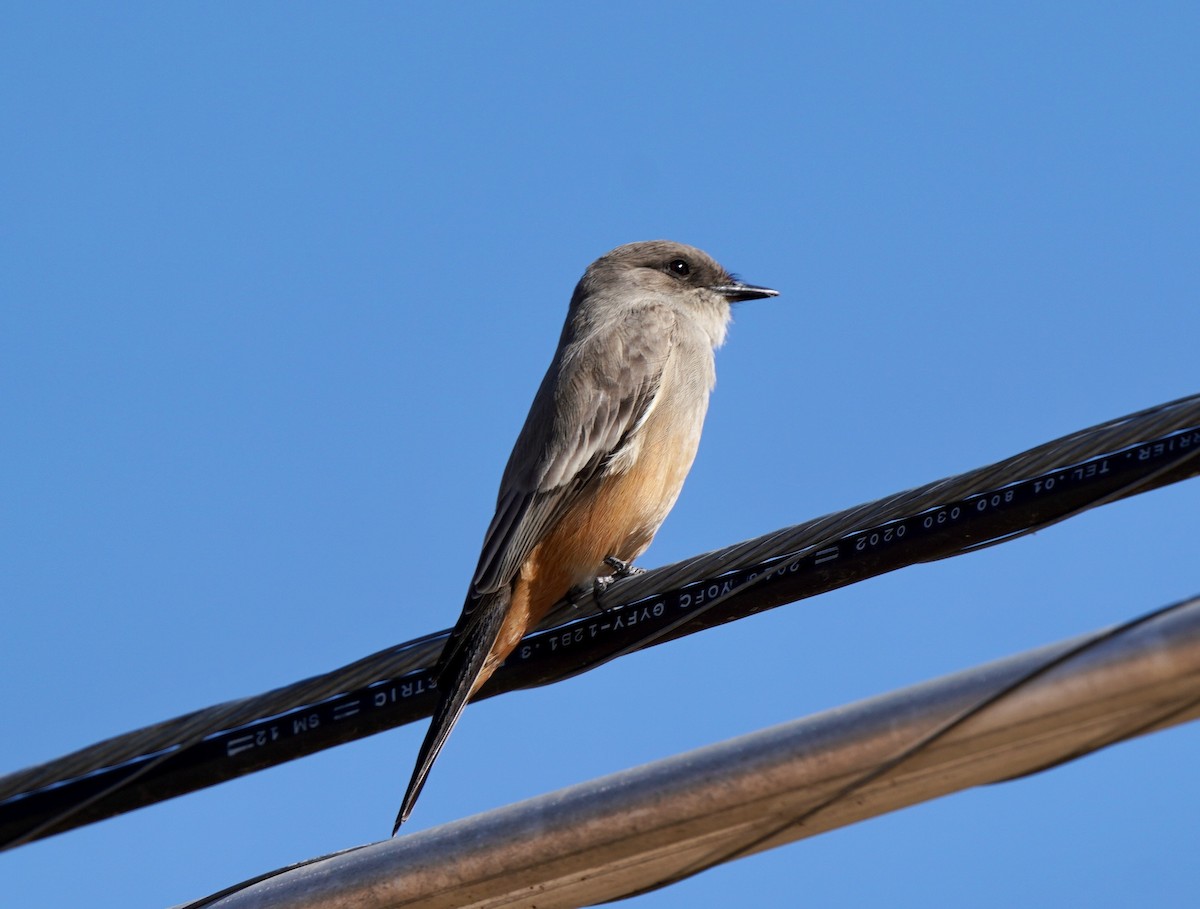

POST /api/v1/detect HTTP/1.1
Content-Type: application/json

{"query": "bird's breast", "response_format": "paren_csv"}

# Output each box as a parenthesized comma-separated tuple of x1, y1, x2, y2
(530, 373, 710, 599)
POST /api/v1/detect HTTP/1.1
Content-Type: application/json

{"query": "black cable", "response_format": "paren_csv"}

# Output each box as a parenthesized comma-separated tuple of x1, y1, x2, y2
(2, 395, 1199, 849)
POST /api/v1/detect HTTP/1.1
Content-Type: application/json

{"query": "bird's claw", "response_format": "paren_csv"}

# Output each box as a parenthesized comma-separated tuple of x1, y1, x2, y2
(565, 558, 644, 614)
(592, 556, 645, 608)
(603, 556, 645, 579)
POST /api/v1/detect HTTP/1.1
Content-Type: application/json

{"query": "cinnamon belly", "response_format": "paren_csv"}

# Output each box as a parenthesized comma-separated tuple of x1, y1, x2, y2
(475, 404, 706, 690)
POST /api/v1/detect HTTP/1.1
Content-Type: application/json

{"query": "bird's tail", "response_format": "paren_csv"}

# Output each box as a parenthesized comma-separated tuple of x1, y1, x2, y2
(393, 590, 510, 833)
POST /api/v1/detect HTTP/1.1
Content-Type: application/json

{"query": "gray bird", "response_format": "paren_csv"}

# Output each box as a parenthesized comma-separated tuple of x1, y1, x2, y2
(395, 240, 778, 831)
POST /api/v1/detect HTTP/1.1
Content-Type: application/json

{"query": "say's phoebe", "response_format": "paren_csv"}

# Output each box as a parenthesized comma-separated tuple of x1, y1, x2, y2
(395, 240, 778, 830)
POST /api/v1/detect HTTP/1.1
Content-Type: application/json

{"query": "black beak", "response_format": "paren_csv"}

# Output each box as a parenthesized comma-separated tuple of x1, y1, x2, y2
(711, 281, 780, 303)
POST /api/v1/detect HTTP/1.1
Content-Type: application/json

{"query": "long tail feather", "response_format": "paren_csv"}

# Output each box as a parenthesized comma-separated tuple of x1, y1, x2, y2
(393, 590, 509, 833)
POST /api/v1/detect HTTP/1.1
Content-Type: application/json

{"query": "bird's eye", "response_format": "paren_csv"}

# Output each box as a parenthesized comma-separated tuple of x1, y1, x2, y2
(667, 258, 691, 277)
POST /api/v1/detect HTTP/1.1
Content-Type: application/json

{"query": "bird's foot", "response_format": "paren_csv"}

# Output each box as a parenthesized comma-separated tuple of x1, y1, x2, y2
(567, 558, 644, 613)
(592, 556, 645, 601)
(603, 556, 645, 579)
(564, 581, 616, 616)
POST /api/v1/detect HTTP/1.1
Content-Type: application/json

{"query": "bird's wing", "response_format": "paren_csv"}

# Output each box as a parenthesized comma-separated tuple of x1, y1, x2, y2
(438, 306, 677, 668)
(399, 305, 678, 830)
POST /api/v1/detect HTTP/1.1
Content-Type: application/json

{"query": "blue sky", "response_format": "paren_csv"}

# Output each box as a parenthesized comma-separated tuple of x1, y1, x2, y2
(3, 4, 1199, 906)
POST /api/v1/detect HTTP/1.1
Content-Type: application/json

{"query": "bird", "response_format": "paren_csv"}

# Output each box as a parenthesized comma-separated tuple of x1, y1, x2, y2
(394, 240, 778, 831)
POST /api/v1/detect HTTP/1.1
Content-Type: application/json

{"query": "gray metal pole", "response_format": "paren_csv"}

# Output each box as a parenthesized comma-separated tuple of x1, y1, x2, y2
(198, 596, 1200, 909)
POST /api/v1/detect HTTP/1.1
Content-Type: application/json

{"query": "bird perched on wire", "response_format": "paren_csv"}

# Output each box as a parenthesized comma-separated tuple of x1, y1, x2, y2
(395, 240, 778, 831)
